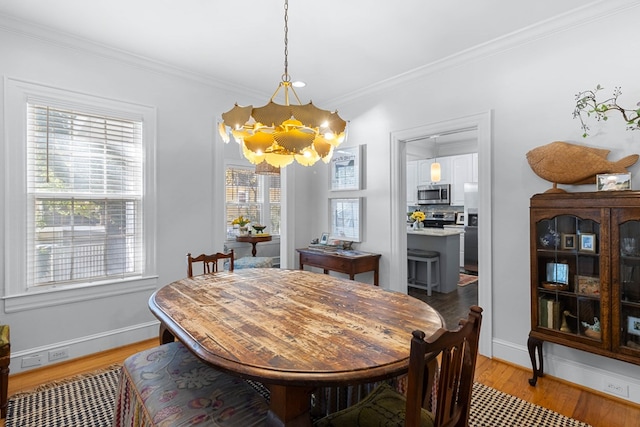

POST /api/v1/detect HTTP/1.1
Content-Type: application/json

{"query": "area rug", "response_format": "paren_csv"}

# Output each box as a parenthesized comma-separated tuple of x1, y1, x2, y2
(459, 272, 478, 287)
(6, 366, 592, 427)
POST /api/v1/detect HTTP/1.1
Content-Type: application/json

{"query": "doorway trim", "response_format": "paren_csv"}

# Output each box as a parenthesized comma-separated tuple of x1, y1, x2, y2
(390, 111, 493, 357)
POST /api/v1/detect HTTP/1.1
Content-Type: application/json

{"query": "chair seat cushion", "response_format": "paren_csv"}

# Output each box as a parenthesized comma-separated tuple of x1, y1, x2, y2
(233, 257, 273, 269)
(113, 341, 268, 426)
(0, 325, 9, 356)
(314, 382, 434, 427)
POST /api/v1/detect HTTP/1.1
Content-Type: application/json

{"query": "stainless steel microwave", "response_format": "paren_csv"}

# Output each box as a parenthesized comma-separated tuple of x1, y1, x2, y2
(417, 184, 450, 205)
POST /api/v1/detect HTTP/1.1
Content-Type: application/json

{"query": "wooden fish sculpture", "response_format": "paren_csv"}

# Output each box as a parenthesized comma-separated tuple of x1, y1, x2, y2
(526, 141, 638, 193)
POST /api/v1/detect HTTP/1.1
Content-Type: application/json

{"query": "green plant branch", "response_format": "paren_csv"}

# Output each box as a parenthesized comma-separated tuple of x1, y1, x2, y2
(573, 84, 640, 137)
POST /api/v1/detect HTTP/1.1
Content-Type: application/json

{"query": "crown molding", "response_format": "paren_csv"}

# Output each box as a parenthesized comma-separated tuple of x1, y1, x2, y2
(328, 0, 640, 106)
(0, 13, 268, 101)
(1, 0, 637, 107)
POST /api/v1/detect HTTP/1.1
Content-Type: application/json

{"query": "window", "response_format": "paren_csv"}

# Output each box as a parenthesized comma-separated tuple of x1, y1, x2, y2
(225, 164, 280, 238)
(4, 79, 156, 308)
(27, 104, 143, 286)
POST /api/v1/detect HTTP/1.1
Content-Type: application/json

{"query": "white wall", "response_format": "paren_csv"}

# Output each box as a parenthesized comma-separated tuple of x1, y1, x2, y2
(0, 18, 259, 373)
(330, 4, 640, 402)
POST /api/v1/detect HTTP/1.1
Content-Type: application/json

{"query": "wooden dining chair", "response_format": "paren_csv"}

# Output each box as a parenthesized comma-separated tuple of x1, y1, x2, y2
(314, 305, 483, 427)
(186, 250, 234, 277)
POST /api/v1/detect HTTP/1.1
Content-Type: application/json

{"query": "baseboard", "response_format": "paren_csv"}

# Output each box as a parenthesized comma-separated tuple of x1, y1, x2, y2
(10, 321, 158, 375)
(492, 338, 640, 405)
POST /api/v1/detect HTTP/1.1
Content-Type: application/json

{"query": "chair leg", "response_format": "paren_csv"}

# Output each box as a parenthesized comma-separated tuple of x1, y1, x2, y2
(0, 356, 9, 419)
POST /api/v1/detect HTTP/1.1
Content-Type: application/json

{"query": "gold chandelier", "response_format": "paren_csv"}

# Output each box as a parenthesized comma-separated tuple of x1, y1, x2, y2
(218, 0, 347, 168)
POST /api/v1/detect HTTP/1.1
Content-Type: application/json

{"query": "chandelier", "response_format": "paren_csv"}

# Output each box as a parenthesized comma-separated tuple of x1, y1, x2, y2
(218, 0, 347, 168)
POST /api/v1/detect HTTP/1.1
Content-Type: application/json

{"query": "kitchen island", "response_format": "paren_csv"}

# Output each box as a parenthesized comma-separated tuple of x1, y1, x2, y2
(407, 227, 463, 293)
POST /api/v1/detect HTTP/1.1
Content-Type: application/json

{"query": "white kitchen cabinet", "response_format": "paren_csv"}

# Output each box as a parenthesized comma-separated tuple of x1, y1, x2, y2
(406, 160, 418, 205)
(472, 152, 478, 182)
(450, 154, 474, 206)
(417, 157, 451, 185)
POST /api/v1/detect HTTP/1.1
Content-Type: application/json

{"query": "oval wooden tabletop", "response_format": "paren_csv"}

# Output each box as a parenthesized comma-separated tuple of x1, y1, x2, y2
(149, 269, 444, 387)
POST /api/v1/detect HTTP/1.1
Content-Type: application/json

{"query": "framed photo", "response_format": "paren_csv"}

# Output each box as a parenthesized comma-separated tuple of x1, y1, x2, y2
(627, 316, 640, 337)
(329, 197, 363, 242)
(597, 173, 631, 191)
(561, 233, 576, 250)
(455, 212, 465, 225)
(579, 233, 596, 253)
(330, 145, 363, 191)
(319, 232, 329, 245)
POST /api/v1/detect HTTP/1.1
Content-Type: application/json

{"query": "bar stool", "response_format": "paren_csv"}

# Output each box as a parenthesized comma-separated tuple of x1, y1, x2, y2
(407, 249, 440, 296)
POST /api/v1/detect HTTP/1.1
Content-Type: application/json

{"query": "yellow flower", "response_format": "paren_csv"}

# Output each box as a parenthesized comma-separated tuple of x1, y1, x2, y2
(232, 215, 250, 227)
(410, 211, 426, 222)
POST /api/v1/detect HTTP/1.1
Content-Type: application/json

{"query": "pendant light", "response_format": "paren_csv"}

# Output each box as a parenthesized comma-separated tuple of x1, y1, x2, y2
(430, 136, 441, 182)
(218, 0, 347, 168)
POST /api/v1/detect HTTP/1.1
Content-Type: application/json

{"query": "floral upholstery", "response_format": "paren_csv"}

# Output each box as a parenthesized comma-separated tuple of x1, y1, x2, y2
(112, 341, 268, 427)
(313, 383, 435, 427)
(229, 257, 273, 269)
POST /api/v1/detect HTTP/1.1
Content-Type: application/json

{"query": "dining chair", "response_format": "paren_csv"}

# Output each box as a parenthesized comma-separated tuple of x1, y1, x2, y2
(314, 305, 483, 427)
(0, 324, 10, 419)
(186, 250, 234, 277)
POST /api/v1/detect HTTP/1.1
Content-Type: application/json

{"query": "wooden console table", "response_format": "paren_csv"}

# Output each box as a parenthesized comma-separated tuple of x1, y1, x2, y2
(297, 248, 381, 286)
(236, 234, 272, 256)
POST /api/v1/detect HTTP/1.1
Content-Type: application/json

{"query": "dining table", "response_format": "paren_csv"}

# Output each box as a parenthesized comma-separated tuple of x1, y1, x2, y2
(148, 268, 444, 427)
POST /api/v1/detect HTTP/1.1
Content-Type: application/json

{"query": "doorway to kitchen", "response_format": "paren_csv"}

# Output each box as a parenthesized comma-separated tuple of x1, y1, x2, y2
(389, 111, 493, 357)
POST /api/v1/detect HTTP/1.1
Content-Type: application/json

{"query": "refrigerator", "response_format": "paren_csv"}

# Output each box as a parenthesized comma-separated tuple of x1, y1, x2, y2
(463, 183, 478, 273)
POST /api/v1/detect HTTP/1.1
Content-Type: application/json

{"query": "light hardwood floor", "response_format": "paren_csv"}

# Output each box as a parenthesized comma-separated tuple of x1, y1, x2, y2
(2, 337, 638, 427)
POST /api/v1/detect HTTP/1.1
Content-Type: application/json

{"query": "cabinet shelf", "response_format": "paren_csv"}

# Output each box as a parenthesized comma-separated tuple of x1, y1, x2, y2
(528, 191, 640, 386)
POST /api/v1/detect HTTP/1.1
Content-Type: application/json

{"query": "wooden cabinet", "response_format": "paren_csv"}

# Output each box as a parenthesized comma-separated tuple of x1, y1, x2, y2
(528, 191, 640, 386)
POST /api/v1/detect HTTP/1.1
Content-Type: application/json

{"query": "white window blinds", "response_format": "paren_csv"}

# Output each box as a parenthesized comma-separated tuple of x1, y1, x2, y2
(26, 104, 144, 286)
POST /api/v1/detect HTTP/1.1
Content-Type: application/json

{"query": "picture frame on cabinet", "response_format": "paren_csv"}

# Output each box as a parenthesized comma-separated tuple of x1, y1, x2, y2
(579, 233, 596, 253)
(627, 316, 640, 337)
(561, 233, 576, 250)
(319, 232, 329, 245)
(596, 173, 631, 191)
(330, 145, 363, 191)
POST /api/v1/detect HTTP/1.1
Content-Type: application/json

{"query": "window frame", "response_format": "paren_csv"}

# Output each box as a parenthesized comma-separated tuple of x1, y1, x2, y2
(224, 161, 281, 240)
(3, 78, 157, 312)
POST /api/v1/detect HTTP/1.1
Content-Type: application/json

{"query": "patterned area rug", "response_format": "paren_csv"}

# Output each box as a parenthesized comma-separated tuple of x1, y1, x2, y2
(7, 366, 592, 427)
(459, 272, 478, 287)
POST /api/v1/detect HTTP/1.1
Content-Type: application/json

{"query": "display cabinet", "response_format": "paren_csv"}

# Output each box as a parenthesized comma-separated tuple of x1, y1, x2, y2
(528, 191, 640, 386)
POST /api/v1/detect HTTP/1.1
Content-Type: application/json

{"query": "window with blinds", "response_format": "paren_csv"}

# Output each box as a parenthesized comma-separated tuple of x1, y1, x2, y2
(26, 104, 144, 286)
(225, 165, 281, 237)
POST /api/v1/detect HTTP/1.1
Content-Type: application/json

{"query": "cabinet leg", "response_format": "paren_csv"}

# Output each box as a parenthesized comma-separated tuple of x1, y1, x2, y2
(527, 335, 544, 386)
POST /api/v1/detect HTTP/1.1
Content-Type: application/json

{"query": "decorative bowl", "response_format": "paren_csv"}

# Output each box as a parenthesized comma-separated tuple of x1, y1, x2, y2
(252, 224, 267, 234)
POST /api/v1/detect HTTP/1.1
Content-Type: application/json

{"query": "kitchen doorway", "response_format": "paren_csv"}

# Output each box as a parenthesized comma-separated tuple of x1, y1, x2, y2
(389, 111, 493, 357)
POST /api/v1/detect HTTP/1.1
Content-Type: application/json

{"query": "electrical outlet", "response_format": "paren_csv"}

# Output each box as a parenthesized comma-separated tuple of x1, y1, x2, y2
(603, 379, 629, 397)
(48, 347, 70, 362)
(21, 354, 44, 368)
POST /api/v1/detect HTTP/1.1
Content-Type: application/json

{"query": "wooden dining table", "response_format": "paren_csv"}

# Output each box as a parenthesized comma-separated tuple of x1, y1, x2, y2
(149, 268, 444, 427)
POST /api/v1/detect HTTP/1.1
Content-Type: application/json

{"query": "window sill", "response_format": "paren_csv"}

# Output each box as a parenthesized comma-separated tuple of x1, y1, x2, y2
(2, 275, 158, 313)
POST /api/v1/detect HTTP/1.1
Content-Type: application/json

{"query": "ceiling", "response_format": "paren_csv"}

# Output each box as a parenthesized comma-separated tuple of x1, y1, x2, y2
(0, 0, 603, 105)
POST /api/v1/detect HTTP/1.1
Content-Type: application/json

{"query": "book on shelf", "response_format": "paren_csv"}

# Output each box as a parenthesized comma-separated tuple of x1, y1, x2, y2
(539, 296, 561, 330)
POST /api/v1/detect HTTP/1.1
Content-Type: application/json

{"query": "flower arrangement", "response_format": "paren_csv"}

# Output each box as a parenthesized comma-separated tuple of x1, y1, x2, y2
(232, 215, 250, 227)
(410, 211, 426, 222)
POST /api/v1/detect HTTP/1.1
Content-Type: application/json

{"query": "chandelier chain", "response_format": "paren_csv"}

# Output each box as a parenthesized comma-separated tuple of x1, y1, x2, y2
(282, 0, 290, 82)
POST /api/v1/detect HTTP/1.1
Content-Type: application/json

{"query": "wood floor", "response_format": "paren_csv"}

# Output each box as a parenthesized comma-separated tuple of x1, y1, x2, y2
(3, 287, 639, 427)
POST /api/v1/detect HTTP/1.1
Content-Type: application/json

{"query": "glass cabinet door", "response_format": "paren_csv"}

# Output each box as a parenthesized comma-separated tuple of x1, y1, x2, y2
(533, 213, 604, 344)
(615, 214, 640, 355)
